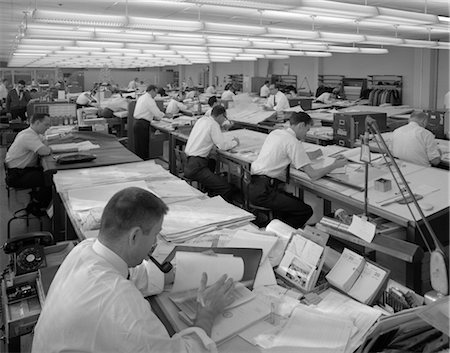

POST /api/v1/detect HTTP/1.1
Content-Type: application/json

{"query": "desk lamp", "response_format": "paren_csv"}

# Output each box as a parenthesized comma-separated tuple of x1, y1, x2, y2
(365, 116, 449, 298)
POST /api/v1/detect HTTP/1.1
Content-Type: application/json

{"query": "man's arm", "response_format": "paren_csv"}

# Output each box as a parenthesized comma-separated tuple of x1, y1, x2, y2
(36, 144, 51, 156)
(302, 155, 347, 181)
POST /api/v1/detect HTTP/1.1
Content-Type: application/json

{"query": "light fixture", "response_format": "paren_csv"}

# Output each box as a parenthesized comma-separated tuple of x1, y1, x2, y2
(295, 0, 378, 19)
(320, 32, 365, 43)
(204, 22, 266, 35)
(32, 9, 126, 27)
(374, 7, 439, 26)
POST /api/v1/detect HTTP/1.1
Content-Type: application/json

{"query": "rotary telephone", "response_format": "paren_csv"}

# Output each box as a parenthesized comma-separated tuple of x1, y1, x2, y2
(2, 232, 54, 275)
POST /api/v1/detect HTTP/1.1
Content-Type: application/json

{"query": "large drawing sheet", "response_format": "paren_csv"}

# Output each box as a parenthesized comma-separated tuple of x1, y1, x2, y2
(222, 129, 267, 153)
(54, 161, 168, 192)
(160, 196, 254, 242)
(171, 252, 244, 292)
(256, 304, 354, 352)
(227, 94, 275, 125)
(67, 180, 151, 212)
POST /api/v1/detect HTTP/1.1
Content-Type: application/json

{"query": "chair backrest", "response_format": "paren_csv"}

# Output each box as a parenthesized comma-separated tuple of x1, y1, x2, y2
(173, 147, 189, 179)
(127, 100, 136, 153)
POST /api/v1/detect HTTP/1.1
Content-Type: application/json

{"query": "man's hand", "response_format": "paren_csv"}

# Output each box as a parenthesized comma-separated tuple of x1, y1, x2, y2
(232, 137, 240, 147)
(194, 273, 235, 336)
(333, 155, 348, 169)
(164, 113, 173, 119)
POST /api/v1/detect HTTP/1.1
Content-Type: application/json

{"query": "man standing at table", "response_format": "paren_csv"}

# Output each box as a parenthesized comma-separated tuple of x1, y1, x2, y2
(391, 111, 441, 166)
(263, 83, 290, 112)
(260, 81, 270, 98)
(128, 77, 139, 90)
(133, 84, 171, 160)
(5, 113, 52, 215)
(32, 187, 236, 353)
(6, 80, 31, 121)
(221, 83, 236, 101)
(250, 111, 347, 229)
(184, 105, 239, 202)
(0, 78, 8, 104)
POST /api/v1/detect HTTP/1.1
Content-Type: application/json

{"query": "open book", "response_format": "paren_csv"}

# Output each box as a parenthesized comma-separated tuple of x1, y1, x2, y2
(326, 248, 390, 305)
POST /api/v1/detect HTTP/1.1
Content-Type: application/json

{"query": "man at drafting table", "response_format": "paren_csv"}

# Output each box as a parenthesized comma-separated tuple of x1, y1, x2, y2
(263, 83, 290, 112)
(184, 105, 240, 202)
(32, 187, 235, 353)
(249, 111, 347, 229)
(391, 111, 441, 167)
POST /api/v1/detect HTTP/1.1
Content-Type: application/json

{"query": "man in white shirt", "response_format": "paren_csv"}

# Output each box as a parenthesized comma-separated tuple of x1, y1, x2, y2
(260, 81, 270, 98)
(0, 78, 8, 102)
(133, 84, 171, 160)
(220, 83, 235, 101)
(32, 187, 235, 353)
(166, 91, 193, 116)
(184, 105, 240, 202)
(264, 84, 290, 112)
(6, 80, 31, 121)
(128, 77, 139, 90)
(392, 111, 441, 166)
(205, 85, 216, 95)
(250, 111, 347, 228)
(5, 113, 52, 214)
(76, 89, 98, 109)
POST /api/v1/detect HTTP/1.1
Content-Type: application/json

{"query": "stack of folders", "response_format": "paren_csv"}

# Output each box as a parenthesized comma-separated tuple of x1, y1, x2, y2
(326, 248, 390, 305)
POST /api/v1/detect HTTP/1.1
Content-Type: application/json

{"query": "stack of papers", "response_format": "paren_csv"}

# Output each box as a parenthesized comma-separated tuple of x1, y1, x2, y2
(222, 129, 267, 154)
(50, 141, 100, 153)
(160, 196, 255, 242)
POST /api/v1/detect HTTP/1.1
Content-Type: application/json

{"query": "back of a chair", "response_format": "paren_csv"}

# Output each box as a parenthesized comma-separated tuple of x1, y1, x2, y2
(240, 165, 252, 210)
(127, 100, 136, 153)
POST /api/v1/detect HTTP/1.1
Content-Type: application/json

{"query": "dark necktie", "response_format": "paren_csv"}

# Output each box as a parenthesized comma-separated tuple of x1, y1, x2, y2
(273, 94, 277, 107)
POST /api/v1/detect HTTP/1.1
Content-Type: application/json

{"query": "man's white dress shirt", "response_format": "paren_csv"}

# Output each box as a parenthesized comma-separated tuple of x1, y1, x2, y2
(392, 121, 440, 166)
(32, 239, 217, 353)
(221, 90, 234, 101)
(134, 92, 165, 121)
(251, 128, 311, 180)
(0, 82, 7, 101)
(166, 99, 188, 115)
(265, 91, 290, 112)
(128, 80, 138, 90)
(185, 115, 237, 157)
(205, 86, 216, 95)
(5, 127, 45, 168)
(260, 85, 270, 98)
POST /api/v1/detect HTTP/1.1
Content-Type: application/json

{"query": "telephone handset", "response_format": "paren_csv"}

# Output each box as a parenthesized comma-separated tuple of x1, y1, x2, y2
(3, 232, 54, 275)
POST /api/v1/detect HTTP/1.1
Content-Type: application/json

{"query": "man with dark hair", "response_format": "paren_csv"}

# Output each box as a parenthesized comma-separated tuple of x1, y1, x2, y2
(6, 80, 31, 121)
(205, 95, 218, 117)
(260, 80, 270, 98)
(250, 111, 347, 229)
(133, 84, 172, 160)
(33, 187, 236, 353)
(264, 83, 290, 112)
(5, 113, 52, 213)
(184, 105, 240, 202)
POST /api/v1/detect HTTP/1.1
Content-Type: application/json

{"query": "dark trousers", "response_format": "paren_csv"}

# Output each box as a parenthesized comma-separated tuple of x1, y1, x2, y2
(10, 107, 27, 121)
(6, 167, 52, 207)
(184, 156, 235, 202)
(249, 175, 313, 229)
(134, 119, 150, 160)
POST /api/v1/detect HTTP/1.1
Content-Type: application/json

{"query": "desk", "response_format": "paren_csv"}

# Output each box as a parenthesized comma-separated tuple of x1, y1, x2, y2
(43, 131, 142, 240)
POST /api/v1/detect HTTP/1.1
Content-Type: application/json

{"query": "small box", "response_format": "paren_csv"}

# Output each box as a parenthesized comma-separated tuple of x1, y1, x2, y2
(374, 178, 392, 192)
(333, 111, 387, 147)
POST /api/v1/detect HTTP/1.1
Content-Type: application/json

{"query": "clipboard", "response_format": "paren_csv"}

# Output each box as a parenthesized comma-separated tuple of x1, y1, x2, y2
(163, 246, 263, 290)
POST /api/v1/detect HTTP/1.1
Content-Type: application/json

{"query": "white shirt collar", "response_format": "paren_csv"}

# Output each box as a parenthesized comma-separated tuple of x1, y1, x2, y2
(93, 239, 129, 279)
(286, 127, 296, 136)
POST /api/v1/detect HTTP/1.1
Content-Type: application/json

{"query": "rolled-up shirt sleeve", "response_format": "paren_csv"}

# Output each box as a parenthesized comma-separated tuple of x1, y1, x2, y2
(130, 260, 165, 296)
(210, 123, 237, 151)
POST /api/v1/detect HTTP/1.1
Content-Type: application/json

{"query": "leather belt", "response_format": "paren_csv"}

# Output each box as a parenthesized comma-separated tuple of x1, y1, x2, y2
(251, 175, 282, 187)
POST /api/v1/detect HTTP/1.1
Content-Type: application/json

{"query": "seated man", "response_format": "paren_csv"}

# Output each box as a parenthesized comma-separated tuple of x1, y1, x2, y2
(165, 91, 193, 116)
(392, 111, 441, 166)
(184, 105, 239, 202)
(5, 113, 52, 214)
(250, 111, 347, 229)
(76, 88, 98, 109)
(32, 187, 235, 353)
(204, 96, 219, 117)
(260, 81, 270, 98)
(264, 83, 290, 112)
(205, 85, 216, 95)
(220, 84, 236, 101)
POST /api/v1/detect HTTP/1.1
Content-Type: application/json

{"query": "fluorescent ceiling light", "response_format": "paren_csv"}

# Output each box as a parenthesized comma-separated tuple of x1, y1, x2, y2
(77, 41, 124, 48)
(401, 39, 437, 48)
(291, 43, 328, 50)
(238, 53, 265, 58)
(32, 9, 126, 27)
(154, 36, 205, 45)
(320, 32, 365, 43)
(26, 29, 93, 40)
(295, 0, 377, 18)
(373, 8, 438, 25)
(207, 39, 251, 47)
(208, 47, 242, 53)
(234, 57, 257, 61)
(436, 42, 450, 49)
(126, 43, 167, 50)
(128, 17, 202, 31)
(327, 46, 359, 53)
(358, 48, 388, 54)
(251, 41, 292, 49)
(265, 28, 319, 40)
(264, 54, 289, 59)
(364, 36, 404, 45)
(204, 22, 266, 35)
(243, 49, 274, 54)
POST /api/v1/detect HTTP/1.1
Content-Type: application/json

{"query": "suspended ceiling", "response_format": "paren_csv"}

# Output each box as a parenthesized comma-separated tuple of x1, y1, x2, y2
(0, 0, 449, 68)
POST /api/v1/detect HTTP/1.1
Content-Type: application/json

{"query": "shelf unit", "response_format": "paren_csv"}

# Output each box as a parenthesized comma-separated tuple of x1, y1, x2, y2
(317, 75, 344, 88)
(342, 77, 367, 100)
(270, 74, 297, 92)
(367, 75, 403, 106)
